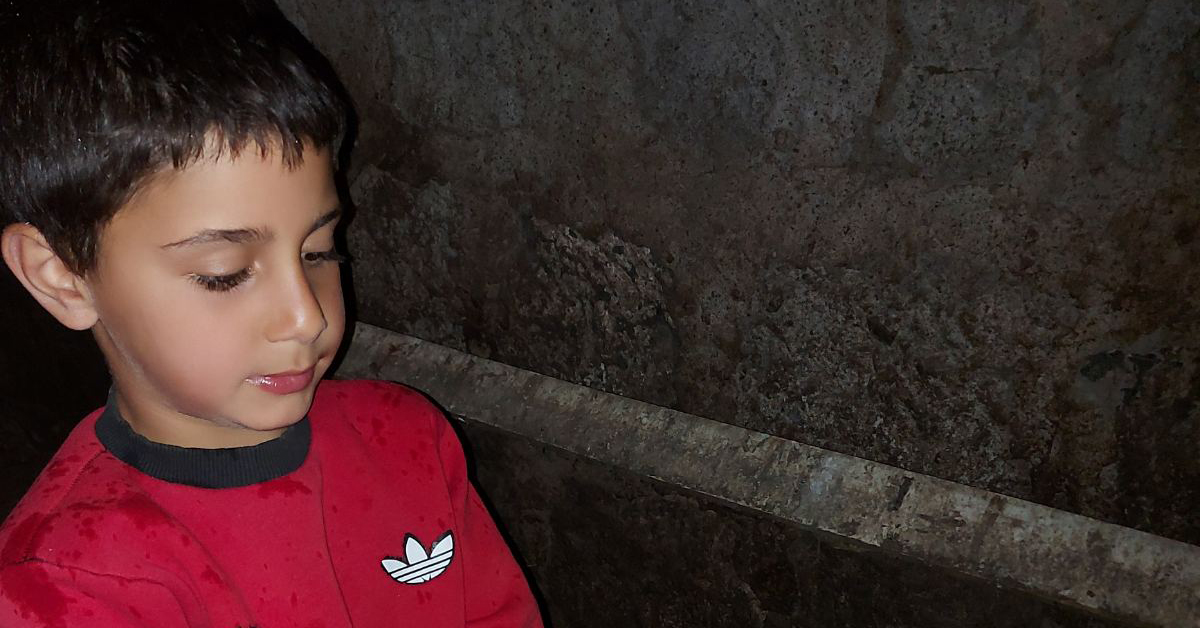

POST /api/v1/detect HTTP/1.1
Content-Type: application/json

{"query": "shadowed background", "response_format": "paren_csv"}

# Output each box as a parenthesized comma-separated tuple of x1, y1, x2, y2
(278, 0, 1199, 541)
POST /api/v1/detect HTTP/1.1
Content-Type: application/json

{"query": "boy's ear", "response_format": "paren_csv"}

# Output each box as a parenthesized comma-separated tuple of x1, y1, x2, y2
(1, 223, 99, 330)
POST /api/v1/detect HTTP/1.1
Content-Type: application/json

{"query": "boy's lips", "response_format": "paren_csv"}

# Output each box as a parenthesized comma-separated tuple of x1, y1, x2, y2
(246, 366, 315, 394)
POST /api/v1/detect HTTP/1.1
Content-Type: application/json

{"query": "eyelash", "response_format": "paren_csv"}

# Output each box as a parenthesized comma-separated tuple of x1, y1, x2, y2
(189, 251, 349, 293)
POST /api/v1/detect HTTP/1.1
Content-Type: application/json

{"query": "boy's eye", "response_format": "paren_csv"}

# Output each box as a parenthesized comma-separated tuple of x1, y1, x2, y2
(189, 268, 253, 293)
(187, 252, 346, 293)
(303, 250, 349, 265)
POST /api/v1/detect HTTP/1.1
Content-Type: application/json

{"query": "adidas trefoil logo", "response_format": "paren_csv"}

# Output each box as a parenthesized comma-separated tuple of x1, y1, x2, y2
(381, 531, 455, 584)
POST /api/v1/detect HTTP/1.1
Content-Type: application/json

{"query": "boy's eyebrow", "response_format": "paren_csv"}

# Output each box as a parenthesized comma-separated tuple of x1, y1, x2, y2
(310, 206, 342, 233)
(161, 206, 342, 249)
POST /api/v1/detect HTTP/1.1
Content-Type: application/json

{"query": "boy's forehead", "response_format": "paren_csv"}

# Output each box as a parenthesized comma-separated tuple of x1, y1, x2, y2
(132, 148, 333, 213)
(160, 206, 342, 251)
(110, 147, 338, 240)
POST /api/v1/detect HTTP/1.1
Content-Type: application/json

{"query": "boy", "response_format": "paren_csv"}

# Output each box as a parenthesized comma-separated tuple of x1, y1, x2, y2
(0, 1, 543, 626)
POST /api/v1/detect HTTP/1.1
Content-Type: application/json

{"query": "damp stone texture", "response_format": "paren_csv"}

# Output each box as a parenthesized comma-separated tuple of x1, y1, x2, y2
(275, 0, 1200, 543)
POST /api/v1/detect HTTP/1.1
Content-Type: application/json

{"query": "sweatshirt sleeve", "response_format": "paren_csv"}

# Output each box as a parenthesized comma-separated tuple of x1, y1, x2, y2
(431, 412, 545, 628)
(0, 561, 191, 628)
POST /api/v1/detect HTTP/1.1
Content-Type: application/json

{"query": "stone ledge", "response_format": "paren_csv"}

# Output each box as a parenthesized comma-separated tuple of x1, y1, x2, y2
(336, 322, 1200, 627)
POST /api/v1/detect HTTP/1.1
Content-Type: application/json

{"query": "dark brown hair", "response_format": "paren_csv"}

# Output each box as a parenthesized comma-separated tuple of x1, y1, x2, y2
(0, 0, 350, 273)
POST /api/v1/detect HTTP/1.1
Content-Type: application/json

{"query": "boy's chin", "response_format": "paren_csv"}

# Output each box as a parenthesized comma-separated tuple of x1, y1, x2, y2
(238, 389, 317, 429)
(186, 388, 313, 444)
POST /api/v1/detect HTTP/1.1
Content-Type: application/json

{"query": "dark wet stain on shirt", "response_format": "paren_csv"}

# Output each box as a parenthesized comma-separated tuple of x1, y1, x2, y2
(1, 561, 72, 628)
(256, 477, 313, 499)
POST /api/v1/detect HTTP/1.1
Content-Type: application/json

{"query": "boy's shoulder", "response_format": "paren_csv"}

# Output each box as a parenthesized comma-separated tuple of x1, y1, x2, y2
(308, 378, 461, 484)
(0, 406, 164, 574)
(312, 378, 437, 413)
(311, 378, 448, 440)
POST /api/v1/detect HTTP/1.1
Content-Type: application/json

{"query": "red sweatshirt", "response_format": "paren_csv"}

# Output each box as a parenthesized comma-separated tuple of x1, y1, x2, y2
(0, 379, 543, 628)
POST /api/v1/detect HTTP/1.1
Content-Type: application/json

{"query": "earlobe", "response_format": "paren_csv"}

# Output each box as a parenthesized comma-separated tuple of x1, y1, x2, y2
(1, 223, 99, 330)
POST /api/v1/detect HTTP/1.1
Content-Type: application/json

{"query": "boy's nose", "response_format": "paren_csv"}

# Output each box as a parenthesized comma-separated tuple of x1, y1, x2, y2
(265, 265, 328, 345)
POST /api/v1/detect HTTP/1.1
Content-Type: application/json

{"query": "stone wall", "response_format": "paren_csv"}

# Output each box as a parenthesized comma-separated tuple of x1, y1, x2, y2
(277, 0, 1200, 543)
(467, 422, 1129, 628)
(340, 323, 1200, 627)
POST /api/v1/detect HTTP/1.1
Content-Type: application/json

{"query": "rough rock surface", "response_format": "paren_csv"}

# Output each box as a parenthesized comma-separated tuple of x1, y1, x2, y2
(277, 0, 1200, 543)
(466, 422, 1129, 628)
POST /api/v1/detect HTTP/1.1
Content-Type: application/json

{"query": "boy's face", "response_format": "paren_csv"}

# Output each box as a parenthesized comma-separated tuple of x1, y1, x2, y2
(85, 145, 345, 448)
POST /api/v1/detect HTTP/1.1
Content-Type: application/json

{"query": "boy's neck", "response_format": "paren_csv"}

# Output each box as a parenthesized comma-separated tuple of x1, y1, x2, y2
(113, 387, 287, 449)
(96, 388, 311, 488)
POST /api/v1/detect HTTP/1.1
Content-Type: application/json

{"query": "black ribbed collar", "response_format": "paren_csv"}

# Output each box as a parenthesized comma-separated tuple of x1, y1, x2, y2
(94, 390, 311, 489)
